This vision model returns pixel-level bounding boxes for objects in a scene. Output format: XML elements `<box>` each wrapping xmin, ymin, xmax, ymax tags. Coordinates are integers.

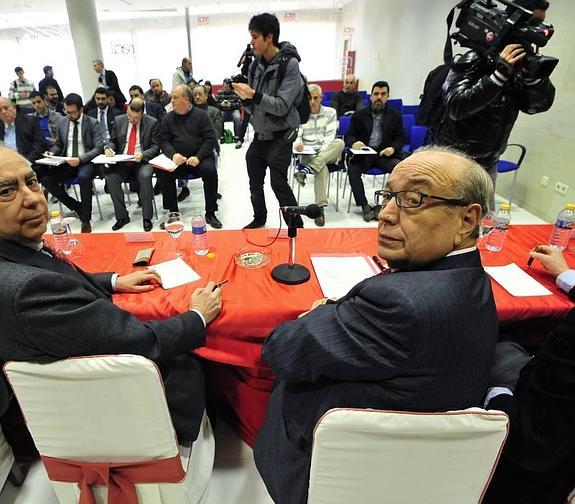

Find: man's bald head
<box><xmin>343</xmin><ymin>74</ymin><xmax>357</xmax><ymax>93</ymax></box>
<box><xmin>0</xmin><ymin>97</ymin><xmax>17</xmax><ymax>125</ymax></box>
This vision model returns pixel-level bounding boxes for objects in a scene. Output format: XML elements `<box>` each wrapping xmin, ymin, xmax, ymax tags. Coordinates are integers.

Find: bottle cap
<box><xmin>566</xmin><ymin>204</ymin><xmax>575</xmax><ymax>210</ymax></box>
<box><xmin>50</xmin><ymin>210</ymin><xmax>61</xmax><ymax>218</ymax></box>
<box><xmin>500</xmin><ymin>204</ymin><xmax>511</xmax><ymax>210</ymax></box>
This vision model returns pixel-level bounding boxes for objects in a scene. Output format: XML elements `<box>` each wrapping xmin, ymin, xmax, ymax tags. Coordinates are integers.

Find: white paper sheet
<box><xmin>36</xmin><ymin>156</ymin><xmax>72</xmax><ymax>166</ymax></box>
<box><xmin>92</xmin><ymin>154</ymin><xmax>135</xmax><ymax>164</ymax></box>
<box><xmin>311</xmin><ymin>254</ymin><xmax>379</xmax><ymax>299</ymax></box>
<box><xmin>293</xmin><ymin>146</ymin><xmax>316</xmax><ymax>155</ymax></box>
<box><xmin>484</xmin><ymin>263</ymin><xmax>552</xmax><ymax>297</ymax></box>
<box><xmin>148</xmin><ymin>258</ymin><xmax>201</xmax><ymax>289</ymax></box>
<box><xmin>150</xmin><ymin>153</ymin><xmax>177</xmax><ymax>172</ymax></box>
<box><xmin>350</xmin><ymin>146</ymin><xmax>377</xmax><ymax>155</ymax></box>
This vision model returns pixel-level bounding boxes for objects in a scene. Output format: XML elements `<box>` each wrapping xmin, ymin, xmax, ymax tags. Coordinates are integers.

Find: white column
<box><xmin>65</xmin><ymin>0</ymin><xmax>103</xmax><ymax>101</ymax></box>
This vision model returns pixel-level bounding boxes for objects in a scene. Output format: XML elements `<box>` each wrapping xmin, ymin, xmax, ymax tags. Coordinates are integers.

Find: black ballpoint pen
<box><xmin>212</xmin><ymin>280</ymin><xmax>229</xmax><ymax>292</ymax></box>
<box><xmin>372</xmin><ymin>255</ymin><xmax>386</xmax><ymax>272</ymax></box>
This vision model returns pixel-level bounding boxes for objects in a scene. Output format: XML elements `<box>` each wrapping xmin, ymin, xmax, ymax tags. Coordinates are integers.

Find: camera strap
<box><xmin>445</xmin><ymin>1</ymin><xmax>475</xmax><ymax>63</ymax></box>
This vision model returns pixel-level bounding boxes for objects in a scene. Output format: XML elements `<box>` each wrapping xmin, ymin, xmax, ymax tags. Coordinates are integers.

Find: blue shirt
<box><xmin>4</xmin><ymin>123</ymin><xmax>16</xmax><ymax>151</ymax></box>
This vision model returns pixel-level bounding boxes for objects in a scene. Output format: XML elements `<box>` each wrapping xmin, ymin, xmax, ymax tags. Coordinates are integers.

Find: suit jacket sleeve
<box><xmin>142</xmin><ymin>118</ymin><xmax>160</xmax><ymax>162</ymax></box>
<box><xmin>344</xmin><ymin>112</ymin><xmax>363</xmax><ymax>147</ymax></box>
<box><xmin>21</xmin><ymin>115</ymin><xmax>47</xmax><ymax>162</ymax></box>
<box><xmin>11</xmin><ymin>270</ymin><xmax>205</xmax><ymax>365</ymax></box>
<box><xmin>79</xmin><ymin>117</ymin><xmax>105</xmax><ymax>164</ymax></box>
<box><xmin>388</xmin><ymin>110</ymin><xmax>407</xmax><ymax>153</ymax></box>
<box><xmin>262</xmin><ymin>282</ymin><xmax>416</xmax><ymax>383</ymax></box>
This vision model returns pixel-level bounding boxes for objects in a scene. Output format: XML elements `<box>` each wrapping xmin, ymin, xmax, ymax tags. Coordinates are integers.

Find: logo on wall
<box><xmin>110</xmin><ymin>42</ymin><xmax>135</xmax><ymax>55</ymax></box>
<box><xmin>283</xmin><ymin>11</ymin><xmax>297</xmax><ymax>22</ymax></box>
<box><xmin>198</xmin><ymin>16</ymin><xmax>209</xmax><ymax>26</ymax></box>
<box><xmin>343</xmin><ymin>26</ymin><xmax>355</xmax><ymax>34</ymax></box>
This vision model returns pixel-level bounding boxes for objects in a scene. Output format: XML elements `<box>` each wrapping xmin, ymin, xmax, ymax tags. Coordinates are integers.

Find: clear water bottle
<box><xmin>485</xmin><ymin>203</ymin><xmax>511</xmax><ymax>252</ymax></box>
<box><xmin>549</xmin><ymin>204</ymin><xmax>575</xmax><ymax>251</ymax></box>
<box><xmin>191</xmin><ymin>213</ymin><xmax>209</xmax><ymax>256</ymax></box>
<box><xmin>49</xmin><ymin>210</ymin><xmax>71</xmax><ymax>255</ymax></box>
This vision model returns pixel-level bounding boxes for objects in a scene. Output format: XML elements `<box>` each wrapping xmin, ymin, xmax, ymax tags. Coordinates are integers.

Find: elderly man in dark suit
<box><xmin>0</xmin><ymin>97</ymin><xmax>46</xmax><ymax>164</ymax></box>
<box><xmin>92</xmin><ymin>59</ymin><xmax>126</xmax><ymax>108</ymax></box>
<box><xmin>254</xmin><ymin>146</ymin><xmax>498</xmax><ymax>504</ymax></box>
<box><xmin>0</xmin><ymin>146</ymin><xmax>222</xmax><ymax>445</ymax></box>
<box><xmin>104</xmin><ymin>98</ymin><xmax>160</xmax><ymax>231</ymax></box>
<box><xmin>40</xmin><ymin>93</ymin><xmax>104</xmax><ymax>233</ymax></box>
<box><xmin>344</xmin><ymin>81</ymin><xmax>406</xmax><ymax>222</ymax></box>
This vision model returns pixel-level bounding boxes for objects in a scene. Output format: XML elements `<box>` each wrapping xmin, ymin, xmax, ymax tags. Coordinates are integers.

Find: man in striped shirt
<box><xmin>293</xmin><ymin>84</ymin><xmax>344</xmax><ymax>226</ymax></box>
<box><xmin>8</xmin><ymin>67</ymin><xmax>36</xmax><ymax>114</ymax></box>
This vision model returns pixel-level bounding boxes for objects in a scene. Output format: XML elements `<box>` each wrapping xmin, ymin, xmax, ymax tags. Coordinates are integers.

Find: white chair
<box><xmin>4</xmin><ymin>355</ymin><xmax>215</xmax><ymax>504</ymax></box>
<box><xmin>0</xmin><ymin>426</ymin><xmax>15</xmax><ymax>492</ymax></box>
<box><xmin>308</xmin><ymin>407</ymin><xmax>509</xmax><ymax>504</ymax></box>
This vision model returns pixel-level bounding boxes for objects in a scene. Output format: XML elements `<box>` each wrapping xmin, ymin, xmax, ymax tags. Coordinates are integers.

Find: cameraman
<box><xmin>233</xmin><ymin>12</ymin><xmax>305</xmax><ymax>229</ymax></box>
<box><xmin>435</xmin><ymin>0</ymin><xmax>554</xmax><ymax>210</ymax></box>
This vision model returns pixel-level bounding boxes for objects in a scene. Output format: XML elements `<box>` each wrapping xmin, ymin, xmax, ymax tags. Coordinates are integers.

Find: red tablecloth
<box><xmin>68</xmin><ymin>225</ymin><xmax>575</xmax><ymax>446</ymax></box>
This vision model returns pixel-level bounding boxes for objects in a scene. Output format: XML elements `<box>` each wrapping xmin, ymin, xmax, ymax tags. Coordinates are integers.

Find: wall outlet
<box><xmin>540</xmin><ymin>176</ymin><xmax>549</xmax><ymax>188</ymax></box>
<box><xmin>555</xmin><ymin>182</ymin><xmax>569</xmax><ymax>195</ymax></box>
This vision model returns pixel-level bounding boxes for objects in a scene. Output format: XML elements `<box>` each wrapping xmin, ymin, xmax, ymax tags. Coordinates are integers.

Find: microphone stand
<box><xmin>271</xmin><ymin>213</ymin><xmax>311</xmax><ymax>285</ymax></box>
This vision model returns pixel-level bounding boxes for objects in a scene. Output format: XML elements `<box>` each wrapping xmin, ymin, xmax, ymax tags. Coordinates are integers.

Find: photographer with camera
<box><xmin>435</xmin><ymin>0</ymin><xmax>555</xmax><ymax>210</ymax></box>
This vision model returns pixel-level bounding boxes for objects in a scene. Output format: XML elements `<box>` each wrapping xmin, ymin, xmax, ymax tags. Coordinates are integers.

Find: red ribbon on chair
<box><xmin>41</xmin><ymin>454</ymin><xmax>185</xmax><ymax>504</ymax></box>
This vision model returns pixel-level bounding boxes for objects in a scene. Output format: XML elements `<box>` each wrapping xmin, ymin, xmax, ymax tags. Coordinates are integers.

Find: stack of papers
<box><xmin>311</xmin><ymin>254</ymin><xmax>379</xmax><ymax>299</ymax></box>
<box><xmin>150</xmin><ymin>154</ymin><xmax>177</xmax><ymax>172</ymax></box>
<box><xmin>293</xmin><ymin>146</ymin><xmax>316</xmax><ymax>155</ymax></box>
<box><xmin>36</xmin><ymin>156</ymin><xmax>72</xmax><ymax>166</ymax></box>
<box><xmin>148</xmin><ymin>258</ymin><xmax>201</xmax><ymax>289</ymax></box>
<box><xmin>92</xmin><ymin>154</ymin><xmax>135</xmax><ymax>164</ymax></box>
<box><xmin>484</xmin><ymin>263</ymin><xmax>552</xmax><ymax>297</ymax></box>
<box><xmin>350</xmin><ymin>146</ymin><xmax>377</xmax><ymax>155</ymax></box>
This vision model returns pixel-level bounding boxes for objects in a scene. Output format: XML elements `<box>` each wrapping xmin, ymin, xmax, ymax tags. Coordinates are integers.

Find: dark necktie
<box><xmin>72</xmin><ymin>121</ymin><xmax>79</xmax><ymax>158</ymax></box>
<box><xmin>99</xmin><ymin>110</ymin><xmax>107</xmax><ymax>139</ymax></box>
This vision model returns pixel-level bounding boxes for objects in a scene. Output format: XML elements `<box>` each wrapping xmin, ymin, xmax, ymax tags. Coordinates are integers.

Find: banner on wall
<box><xmin>346</xmin><ymin>51</ymin><xmax>356</xmax><ymax>76</ymax></box>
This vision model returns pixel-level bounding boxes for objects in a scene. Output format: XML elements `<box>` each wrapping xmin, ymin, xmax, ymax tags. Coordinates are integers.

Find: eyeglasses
<box><xmin>374</xmin><ymin>189</ymin><xmax>470</xmax><ymax>209</ymax></box>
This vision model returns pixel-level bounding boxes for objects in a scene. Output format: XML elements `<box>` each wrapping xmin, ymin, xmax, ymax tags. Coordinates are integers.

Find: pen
<box><xmin>212</xmin><ymin>280</ymin><xmax>229</xmax><ymax>292</ymax></box>
<box><xmin>372</xmin><ymin>255</ymin><xmax>386</xmax><ymax>272</ymax></box>
<box><xmin>527</xmin><ymin>245</ymin><xmax>540</xmax><ymax>268</ymax></box>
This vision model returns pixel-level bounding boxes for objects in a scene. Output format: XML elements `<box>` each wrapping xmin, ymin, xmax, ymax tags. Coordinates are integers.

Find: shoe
<box><xmin>153</xmin><ymin>183</ymin><xmax>161</xmax><ymax>196</ymax></box>
<box><xmin>177</xmin><ymin>187</ymin><xmax>190</xmax><ymax>202</ymax></box>
<box><xmin>235</xmin><ymin>140</ymin><xmax>243</xmax><ymax>149</ymax></box>
<box><xmin>220</xmin><ymin>137</ymin><xmax>225</xmax><ymax>144</ymax></box>
<box><xmin>50</xmin><ymin>195</ymin><xmax>59</xmax><ymax>204</ymax></box>
<box><xmin>372</xmin><ymin>205</ymin><xmax>382</xmax><ymax>219</ymax></box>
<box><xmin>294</xmin><ymin>171</ymin><xmax>306</xmax><ymax>187</ymax></box>
<box><xmin>362</xmin><ymin>205</ymin><xmax>375</xmax><ymax>222</ymax></box>
<box><xmin>159</xmin><ymin>222</ymin><xmax>165</xmax><ymax>230</ymax></box>
<box><xmin>217</xmin><ymin>193</ymin><xmax>222</xmax><ymax>200</ymax></box>
<box><xmin>143</xmin><ymin>219</ymin><xmax>153</xmax><ymax>232</ymax></box>
<box><xmin>205</xmin><ymin>213</ymin><xmax>222</xmax><ymax>229</ymax></box>
<box><xmin>112</xmin><ymin>217</ymin><xmax>130</xmax><ymax>231</ymax></box>
<box><xmin>243</xmin><ymin>219</ymin><xmax>266</xmax><ymax>229</ymax></box>
<box><xmin>81</xmin><ymin>221</ymin><xmax>92</xmax><ymax>233</ymax></box>
<box><xmin>314</xmin><ymin>215</ymin><xmax>325</xmax><ymax>227</ymax></box>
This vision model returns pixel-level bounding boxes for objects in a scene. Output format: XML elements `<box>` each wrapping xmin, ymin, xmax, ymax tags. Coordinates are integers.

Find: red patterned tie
<box><xmin>127</xmin><ymin>124</ymin><xmax>137</xmax><ymax>155</ymax></box>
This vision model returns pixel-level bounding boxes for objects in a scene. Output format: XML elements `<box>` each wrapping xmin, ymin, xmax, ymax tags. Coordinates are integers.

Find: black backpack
<box><xmin>250</xmin><ymin>55</ymin><xmax>311</xmax><ymax>125</ymax></box>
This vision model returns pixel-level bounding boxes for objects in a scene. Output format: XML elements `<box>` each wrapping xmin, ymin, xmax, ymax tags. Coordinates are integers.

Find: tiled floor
<box><xmin>0</xmin><ymin>137</ymin><xmax>547</xmax><ymax>503</ymax></box>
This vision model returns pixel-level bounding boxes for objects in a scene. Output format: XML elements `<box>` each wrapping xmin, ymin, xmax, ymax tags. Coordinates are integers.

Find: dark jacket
<box><xmin>435</xmin><ymin>50</ymin><xmax>555</xmax><ymax>160</ymax></box>
<box><xmin>87</xmin><ymin>106</ymin><xmax>122</xmax><ymax>142</ymax></box>
<box><xmin>38</xmin><ymin>77</ymin><xmax>64</xmax><ymax>101</ymax></box>
<box><xmin>344</xmin><ymin>105</ymin><xmax>406</xmax><ymax>156</ymax></box>
<box><xmin>108</xmin><ymin>114</ymin><xmax>160</xmax><ymax>163</ymax></box>
<box><xmin>0</xmin><ymin>113</ymin><xmax>46</xmax><ymax>162</ymax></box>
<box><xmin>98</xmin><ymin>69</ymin><xmax>127</xmax><ymax>107</ymax></box>
<box><xmin>144</xmin><ymin>101</ymin><xmax>165</xmax><ymax>121</ymax></box>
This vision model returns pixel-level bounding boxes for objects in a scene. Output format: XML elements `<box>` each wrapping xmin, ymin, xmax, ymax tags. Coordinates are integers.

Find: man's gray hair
<box><xmin>308</xmin><ymin>83</ymin><xmax>322</xmax><ymax>96</ymax></box>
<box><xmin>413</xmin><ymin>145</ymin><xmax>494</xmax><ymax>238</ymax></box>
<box><xmin>175</xmin><ymin>84</ymin><xmax>194</xmax><ymax>103</ymax></box>
<box><xmin>92</xmin><ymin>59</ymin><xmax>103</xmax><ymax>66</ymax></box>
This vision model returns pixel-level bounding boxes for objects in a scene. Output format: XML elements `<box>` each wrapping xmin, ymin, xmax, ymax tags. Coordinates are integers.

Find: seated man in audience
<box><xmin>216</xmin><ymin>79</ymin><xmax>242</xmax><ymax>143</ymax></box>
<box><xmin>330</xmin><ymin>74</ymin><xmax>364</xmax><ymax>117</ymax></box>
<box><xmin>293</xmin><ymin>84</ymin><xmax>344</xmax><ymax>227</ymax></box>
<box><xmin>144</xmin><ymin>78</ymin><xmax>171</xmax><ymax>108</ymax></box>
<box><xmin>41</xmin><ymin>93</ymin><xmax>104</xmax><ymax>233</ymax></box>
<box><xmin>484</xmin><ymin>245</ymin><xmax>575</xmax><ymax>503</ymax></box>
<box><xmin>0</xmin><ymin>147</ymin><xmax>222</xmax><ymax>446</ymax></box>
<box><xmin>0</xmin><ymin>97</ymin><xmax>46</xmax><ymax>164</ymax></box>
<box><xmin>87</xmin><ymin>87</ymin><xmax>121</xmax><ymax>145</ymax></box>
<box><xmin>158</xmin><ymin>85</ymin><xmax>221</xmax><ymax>228</ymax></box>
<box><xmin>104</xmin><ymin>98</ymin><xmax>159</xmax><ymax>232</ymax></box>
<box><xmin>129</xmin><ymin>84</ymin><xmax>165</xmax><ymax>121</ymax></box>
<box><xmin>254</xmin><ymin>146</ymin><xmax>498</xmax><ymax>504</ymax></box>
<box><xmin>192</xmin><ymin>84</ymin><xmax>222</xmax><ymax>153</ymax></box>
<box><xmin>29</xmin><ymin>90</ymin><xmax>62</xmax><ymax>146</ymax></box>
<box><xmin>344</xmin><ymin>81</ymin><xmax>406</xmax><ymax>222</ymax></box>
<box><xmin>45</xmin><ymin>85</ymin><xmax>65</xmax><ymax>116</ymax></box>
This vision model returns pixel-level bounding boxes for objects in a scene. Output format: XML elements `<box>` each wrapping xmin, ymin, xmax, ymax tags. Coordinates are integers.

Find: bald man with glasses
<box><xmin>254</xmin><ymin>145</ymin><xmax>499</xmax><ymax>504</ymax></box>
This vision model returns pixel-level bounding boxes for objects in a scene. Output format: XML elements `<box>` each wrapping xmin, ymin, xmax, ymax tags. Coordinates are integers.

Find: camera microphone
<box><xmin>280</xmin><ymin>204</ymin><xmax>323</xmax><ymax>219</ymax></box>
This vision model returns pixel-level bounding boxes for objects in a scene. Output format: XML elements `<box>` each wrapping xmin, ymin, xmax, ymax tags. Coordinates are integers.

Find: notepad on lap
<box><xmin>36</xmin><ymin>156</ymin><xmax>72</xmax><ymax>166</ymax></box>
<box><xmin>148</xmin><ymin>258</ymin><xmax>201</xmax><ymax>289</ymax></box>
<box><xmin>311</xmin><ymin>254</ymin><xmax>379</xmax><ymax>299</ymax></box>
<box><xmin>150</xmin><ymin>154</ymin><xmax>177</xmax><ymax>172</ymax></box>
<box><xmin>484</xmin><ymin>263</ymin><xmax>552</xmax><ymax>297</ymax></box>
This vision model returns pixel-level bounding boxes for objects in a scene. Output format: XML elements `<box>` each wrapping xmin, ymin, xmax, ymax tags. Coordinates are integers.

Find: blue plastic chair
<box><xmin>387</xmin><ymin>99</ymin><xmax>403</xmax><ymax>111</ymax></box>
<box><xmin>338</xmin><ymin>115</ymin><xmax>352</xmax><ymax>137</ymax></box>
<box><xmin>402</xmin><ymin>114</ymin><xmax>415</xmax><ymax>151</ymax></box>
<box><xmin>497</xmin><ymin>144</ymin><xmax>527</xmax><ymax>206</ymax></box>
<box><xmin>408</xmin><ymin>125</ymin><xmax>428</xmax><ymax>152</ymax></box>
<box><xmin>401</xmin><ymin>104</ymin><xmax>419</xmax><ymax>116</ymax></box>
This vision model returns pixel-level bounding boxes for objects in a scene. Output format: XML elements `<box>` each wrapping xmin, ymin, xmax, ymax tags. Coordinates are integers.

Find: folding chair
<box><xmin>496</xmin><ymin>144</ymin><xmax>527</xmax><ymax>206</ymax></box>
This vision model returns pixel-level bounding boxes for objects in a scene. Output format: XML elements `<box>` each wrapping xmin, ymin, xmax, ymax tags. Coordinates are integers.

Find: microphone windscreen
<box><xmin>306</xmin><ymin>204</ymin><xmax>323</xmax><ymax>219</ymax></box>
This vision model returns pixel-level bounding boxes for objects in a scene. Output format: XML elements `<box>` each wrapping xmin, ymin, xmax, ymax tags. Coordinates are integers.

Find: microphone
<box><xmin>280</xmin><ymin>204</ymin><xmax>322</xmax><ymax>219</ymax></box>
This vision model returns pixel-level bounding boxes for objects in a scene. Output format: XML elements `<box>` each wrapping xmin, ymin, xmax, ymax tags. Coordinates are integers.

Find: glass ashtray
<box><xmin>234</xmin><ymin>248</ymin><xmax>270</xmax><ymax>269</ymax></box>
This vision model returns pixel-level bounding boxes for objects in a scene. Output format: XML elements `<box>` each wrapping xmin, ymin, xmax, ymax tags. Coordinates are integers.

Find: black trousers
<box><xmin>156</xmin><ymin>155</ymin><xmax>218</xmax><ymax>214</ymax></box>
<box><xmin>105</xmin><ymin>163</ymin><xmax>154</xmax><ymax>221</ymax></box>
<box><xmin>348</xmin><ymin>154</ymin><xmax>400</xmax><ymax>207</ymax></box>
<box><xmin>246</xmin><ymin>136</ymin><xmax>302</xmax><ymax>226</ymax></box>
<box><xmin>38</xmin><ymin>162</ymin><xmax>95</xmax><ymax>223</ymax></box>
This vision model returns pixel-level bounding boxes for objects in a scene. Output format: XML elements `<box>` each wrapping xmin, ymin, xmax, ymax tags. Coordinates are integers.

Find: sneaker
<box><xmin>362</xmin><ymin>204</ymin><xmax>375</xmax><ymax>222</ymax></box>
<box><xmin>294</xmin><ymin>172</ymin><xmax>306</xmax><ymax>187</ymax></box>
<box><xmin>314</xmin><ymin>215</ymin><xmax>325</xmax><ymax>227</ymax></box>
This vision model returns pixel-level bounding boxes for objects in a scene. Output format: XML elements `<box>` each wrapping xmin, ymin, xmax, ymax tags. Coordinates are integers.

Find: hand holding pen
<box><xmin>527</xmin><ymin>245</ymin><xmax>570</xmax><ymax>276</ymax></box>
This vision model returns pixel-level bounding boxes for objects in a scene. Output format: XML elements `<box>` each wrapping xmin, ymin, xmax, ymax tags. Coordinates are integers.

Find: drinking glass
<box><xmin>164</xmin><ymin>212</ymin><xmax>184</xmax><ymax>258</ymax></box>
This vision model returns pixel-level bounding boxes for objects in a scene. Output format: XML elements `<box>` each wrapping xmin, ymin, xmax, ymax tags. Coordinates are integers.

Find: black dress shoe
<box><xmin>217</xmin><ymin>193</ymin><xmax>222</xmax><ymax>200</ymax></box>
<box><xmin>143</xmin><ymin>219</ymin><xmax>153</xmax><ymax>232</ymax></box>
<box><xmin>81</xmin><ymin>221</ymin><xmax>92</xmax><ymax>233</ymax></box>
<box><xmin>112</xmin><ymin>217</ymin><xmax>130</xmax><ymax>231</ymax></box>
<box><xmin>153</xmin><ymin>183</ymin><xmax>161</xmax><ymax>196</ymax></box>
<box><xmin>205</xmin><ymin>213</ymin><xmax>222</xmax><ymax>229</ymax></box>
<box><xmin>177</xmin><ymin>187</ymin><xmax>190</xmax><ymax>202</ymax></box>
<box><xmin>159</xmin><ymin>221</ymin><xmax>165</xmax><ymax>230</ymax></box>
<box><xmin>243</xmin><ymin>219</ymin><xmax>266</xmax><ymax>229</ymax></box>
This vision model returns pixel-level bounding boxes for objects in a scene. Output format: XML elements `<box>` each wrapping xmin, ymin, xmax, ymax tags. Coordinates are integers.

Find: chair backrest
<box><xmin>0</xmin><ymin>426</ymin><xmax>15</xmax><ymax>492</ymax></box>
<box><xmin>308</xmin><ymin>407</ymin><xmax>509</xmax><ymax>504</ymax></box>
<box><xmin>4</xmin><ymin>355</ymin><xmax>191</xmax><ymax>504</ymax></box>
<box><xmin>409</xmin><ymin>125</ymin><xmax>429</xmax><ymax>151</ymax></box>
<box><xmin>402</xmin><ymin>114</ymin><xmax>415</xmax><ymax>144</ymax></box>
<box><xmin>337</xmin><ymin>115</ymin><xmax>352</xmax><ymax>137</ymax></box>
<box><xmin>496</xmin><ymin>143</ymin><xmax>527</xmax><ymax>173</ymax></box>
<box><xmin>387</xmin><ymin>98</ymin><xmax>403</xmax><ymax>111</ymax></box>
<box><xmin>401</xmin><ymin>104</ymin><xmax>419</xmax><ymax>116</ymax></box>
